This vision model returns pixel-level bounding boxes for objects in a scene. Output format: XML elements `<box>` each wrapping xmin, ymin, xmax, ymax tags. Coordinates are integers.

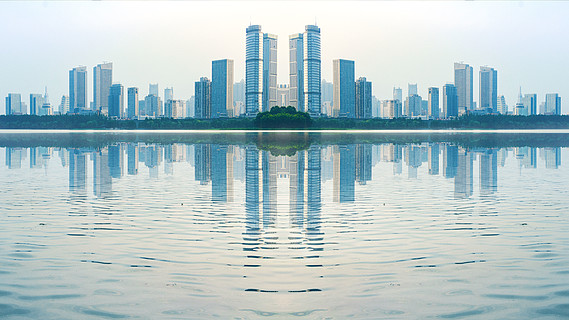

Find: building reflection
<box><xmin>69</xmin><ymin>148</ymin><xmax>87</xmax><ymax>193</ymax></box>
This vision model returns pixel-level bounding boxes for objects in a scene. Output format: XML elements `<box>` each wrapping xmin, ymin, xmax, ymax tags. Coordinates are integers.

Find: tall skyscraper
<box><xmin>355</xmin><ymin>77</ymin><xmax>372</xmax><ymax>119</ymax></box>
<box><xmin>245</xmin><ymin>25</ymin><xmax>263</xmax><ymax>117</ymax></box>
<box><xmin>408</xmin><ymin>83</ymin><xmax>418</xmax><ymax>96</ymax></box>
<box><xmin>393</xmin><ymin>87</ymin><xmax>403</xmax><ymax>103</ymax></box>
<box><xmin>333</xmin><ymin>59</ymin><xmax>355</xmax><ymax>118</ymax></box>
<box><xmin>443</xmin><ymin>83</ymin><xmax>458</xmax><ymax>118</ymax></box>
<box><xmin>290</xmin><ymin>25</ymin><xmax>321</xmax><ymax>116</ymax></box>
<box><xmin>149</xmin><ymin>84</ymin><xmax>159</xmax><ymax>97</ymax></box>
<box><xmin>544</xmin><ymin>93</ymin><xmax>561</xmax><ymax>115</ymax></box>
<box><xmin>498</xmin><ymin>95</ymin><xmax>508</xmax><ymax>114</ymax></box>
<box><xmin>479</xmin><ymin>66</ymin><xmax>497</xmax><ymax>111</ymax></box>
<box><xmin>30</xmin><ymin>93</ymin><xmax>43</xmax><ymax>116</ymax></box>
<box><xmin>93</xmin><ymin>62</ymin><xmax>113</xmax><ymax>115</ymax></box>
<box><xmin>127</xmin><ymin>87</ymin><xmax>139</xmax><ymax>119</ymax></box>
<box><xmin>164</xmin><ymin>87</ymin><xmax>173</xmax><ymax>102</ymax></box>
<box><xmin>428</xmin><ymin>87</ymin><xmax>439</xmax><ymax>119</ymax></box>
<box><xmin>277</xmin><ymin>84</ymin><xmax>290</xmax><ymax>107</ymax></box>
<box><xmin>69</xmin><ymin>66</ymin><xmax>87</xmax><ymax>112</ymax></box>
<box><xmin>5</xmin><ymin>93</ymin><xmax>22</xmax><ymax>115</ymax></box>
<box><xmin>195</xmin><ymin>77</ymin><xmax>211</xmax><ymax>119</ymax></box>
<box><xmin>212</xmin><ymin>59</ymin><xmax>234</xmax><ymax>118</ymax></box>
<box><xmin>59</xmin><ymin>95</ymin><xmax>70</xmax><ymax>114</ymax></box>
<box><xmin>523</xmin><ymin>93</ymin><xmax>537</xmax><ymax>116</ymax></box>
<box><xmin>263</xmin><ymin>34</ymin><xmax>278</xmax><ymax>111</ymax></box>
<box><xmin>454</xmin><ymin>62</ymin><xmax>473</xmax><ymax>114</ymax></box>
<box><xmin>321</xmin><ymin>79</ymin><xmax>333</xmax><ymax>106</ymax></box>
<box><xmin>108</xmin><ymin>84</ymin><xmax>124</xmax><ymax>118</ymax></box>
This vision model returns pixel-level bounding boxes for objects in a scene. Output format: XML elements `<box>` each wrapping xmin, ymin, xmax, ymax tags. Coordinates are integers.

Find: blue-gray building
<box><xmin>245</xmin><ymin>25</ymin><xmax>263</xmax><ymax>117</ymax></box>
<box><xmin>212</xmin><ymin>59</ymin><xmax>234</xmax><ymax>118</ymax></box>
<box><xmin>544</xmin><ymin>93</ymin><xmax>561</xmax><ymax>115</ymax></box>
<box><xmin>479</xmin><ymin>66</ymin><xmax>497</xmax><ymax>112</ymax></box>
<box><xmin>355</xmin><ymin>77</ymin><xmax>372</xmax><ymax>119</ymax></box>
<box><xmin>195</xmin><ymin>77</ymin><xmax>211</xmax><ymax>119</ymax></box>
<box><xmin>428</xmin><ymin>87</ymin><xmax>439</xmax><ymax>119</ymax></box>
<box><xmin>94</xmin><ymin>62</ymin><xmax>113</xmax><ymax>115</ymax></box>
<box><xmin>30</xmin><ymin>93</ymin><xmax>43</xmax><ymax>116</ymax></box>
<box><xmin>333</xmin><ymin>59</ymin><xmax>355</xmax><ymax>118</ymax></box>
<box><xmin>454</xmin><ymin>62</ymin><xmax>473</xmax><ymax>114</ymax></box>
<box><xmin>108</xmin><ymin>84</ymin><xmax>124</xmax><ymax>118</ymax></box>
<box><xmin>69</xmin><ymin>66</ymin><xmax>87</xmax><ymax>112</ymax></box>
<box><xmin>5</xmin><ymin>93</ymin><xmax>22</xmax><ymax>115</ymax></box>
<box><xmin>263</xmin><ymin>34</ymin><xmax>277</xmax><ymax>112</ymax></box>
<box><xmin>443</xmin><ymin>83</ymin><xmax>458</xmax><ymax>118</ymax></box>
<box><xmin>127</xmin><ymin>87</ymin><xmax>139</xmax><ymax>119</ymax></box>
<box><xmin>289</xmin><ymin>25</ymin><xmax>321</xmax><ymax>117</ymax></box>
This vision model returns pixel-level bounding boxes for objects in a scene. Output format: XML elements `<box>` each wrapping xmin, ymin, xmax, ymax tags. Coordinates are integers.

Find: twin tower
<box><xmin>245</xmin><ymin>24</ymin><xmax>321</xmax><ymax>117</ymax></box>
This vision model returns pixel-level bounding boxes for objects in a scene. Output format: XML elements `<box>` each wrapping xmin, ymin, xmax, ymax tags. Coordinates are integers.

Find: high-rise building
<box><xmin>144</xmin><ymin>94</ymin><xmax>161</xmax><ymax>118</ymax></box>
<box><xmin>187</xmin><ymin>96</ymin><xmax>195</xmax><ymax>118</ymax></box>
<box><xmin>93</xmin><ymin>62</ymin><xmax>113</xmax><ymax>115</ymax></box>
<box><xmin>523</xmin><ymin>93</ymin><xmax>537</xmax><ymax>116</ymax></box>
<box><xmin>428</xmin><ymin>87</ymin><xmax>439</xmax><ymax>119</ymax></box>
<box><xmin>404</xmin><ymin>94</ymin><xmax>422</xmax><ymax>117</ymax></box>
<box><xmin>233</xmin><ymin>79</ymin><xmax>245</xmax><ymax>109</ymax></box>
<box><xmin>39</xmin><ymin>88</ymin><xmax>51</xmax><ymax>116</ymax></box>
<box><xmin>277</xmin><ymin>84</ymin><xmax>290</xmax><ymax>107</ymax></box>
<box><xmin>497</xmin><ymin>95</ymin><xmax>508</xmax><ymax>114</ymax></box>
<box><xmin>321</xmin><ymin>79</ymin><xmax>333</xmax><ymax>106</ymax></box>
<box><xmin>212</xmin><ymin>59</ymin><xmax>234</xmax><ymax>118</ymax></box>
<box><xmin>195</xmin><ymin>77</ymin><xmax>211</xmax><ymax>119</ymax></box>
<box><xmin>333</xmin><ymin>59</ymin><xmax>355</xmax><ymax>118</ymax></box>
<box><xmin>164</xmin><ymin>87</ymin><xmax>173</xmax><ymax>102</ymax></box>
<box><xmin>290</xmin><ymin>25</ymin><xmax>321</xmax><ymax>117</ymax></box>
<box><xmin>355</xmin><ymin>77</ymin><xmax>372</xmax><ymax>119</ymax></box>
<box><xmin>127</xmin><ymin>87</ymin><xmax>139</xmax><ymax>119</ymax></box>
<box><xmin>69</xmin><ymin>66</ymin><xmax>87</xmax><ymax>112</ymax></box>
<box><xmin>408</xmin><ymin>83</ymin><xmax>418</xmax><ymax>96</ymax></box>
<box><xmin>382</xmin><ymin>100</ymin><xmax>402</xmax><ymax>119</ymax></box>
<box><xmin>30</xmin><ymin>93</ymin><xmax>44</xmax><ymax>116</ymax></box>
<box><xmin>454</xmin><ymin>62</ymin><xmax>473</xmax><ymax>114</ymax></box>
<box><xmin>108</xmin><ymin>84</ymin><xmax>124</xmax><ymax>118</ymax></box>
<box><xmin>393</xmin><ymin>87</ymin><xmax>403</xmax><ymax>103</ymax></box>
<box><xmin>263</xmin><ymin>34</ymin><xmax>278</xmax><ymax>111</ymax></box>
<box><xmin>479</xmin><ymin>66</ymin><xmax>497</xmax><ymax>111</ymax></box>
<box><xmin>165</xmin><ymin>100</ymin><xmax>185</xmax><ymax>119</ymax></box>
<box><xmin>443</xmin><ymin>83</ymin><xmax>458</xmax><ymax>118</ymax></box>
<box><xmin>245</xmin><ymin>25</ymin><xmax>263</xmax><ymax>117</ymax></box>
<box><xmin>149</xmin><ymin>84</ymin><xmax>159</xmax><ymax>97</ymax></box>
<box><xmin>59</xmin><ymin>95</ymin><xmax>70</xmax><ymax>114</ymax></box>
<box><xmin>544</xmin><ymin>93</ymin><xmax>561</xmax><ymax>115</ymax></box>
<box><xmin>5</xmin><ymin>93</ymin><xmax>22</xmax><ymax>115</ymax></box>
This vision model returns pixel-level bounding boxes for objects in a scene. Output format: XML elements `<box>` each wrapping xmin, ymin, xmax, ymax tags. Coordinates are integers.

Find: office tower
<box><xmin>69</xmin><ymin>66</ymin><xmax>87</xmax><ymax>112</ymax></box>
<box><xmin>127</xmin><ymin>87</ymin><xmax>139</xmax><ymax>119</ymax></box>
<box><xmin>333</xmin><ymin>59</ymin><xmax>355</xmax><ymax>118</ymax></box>
<box><xmin>263</xmin><ymin>34</ymin><xmax>278</xmax><ymax>111</ymax></box>
<box><xmin>479</xmin><ymin>66</ymin><xmax>497</xmax><ymax>111</ymax></box>
<box><xmin>355</xmin><ymin>77</ymin><xmax>372</xmax><ymax>119</ymax></box>
<box><xmin>29</xmin><ymin>94</ymin><xmax>43</xmax><ymax>115</ymax></box>
<box><xmin>212</xmin><ymin>59</ymin><xmax>235</xmax><ymax>118</ymax></box>
<box><xmin>93</xmin><ymin>62</ymin><xmax>113</xmax><ymax>115</ymax></box>
<box><xmin>187</xmin><ymin>96</ymin><xmax>195</xmax><ymax>118</ymax></box>
<box><xmin>195</xmin><ymin>77</ymin><xmax>211</xmax><ymax>119</ymax></box>
<box><xmin>393</xmin><ymin>87</ymin><xmax>403</xmax><ymax>103</ymax></box>
<box><xmin>372</xmin><ymin>96</ymin><xmax>381</xmax><ymax>118</ymax></box>
<box><xmin>497</xmin><ymin>95</ymin><xmax>508</xmax><ymax>114</ymax></box>
<box><xmin>404</xmin><ymin>94</ymin><xmax>422</xmax><ymax>117</ymax></box>
<box><xmin>165</xmin><ymin>100</ymin><xmax>184</xmax><ymax>118</ymax></box>
<box><xmin>523</xmin><ymin>93</ymin><xmax>537</xmax><ymax>116</ymax></box>
<box><xmin>290</xmin><ymin>25</ymin><xmax>322</xmax><ymax>116</ymax></box>
<box><xmin>454</xmin><ymin>62</ymin><xmax>473</xmax><ymax>114</ymax></box>
<box><xmin>5</xmin><ymin>93</ymin><xmax>22</xmax><ymax>115</ymax></box>
<box><xmin>59</xmin><ymin>95</ymin><xmax>70</xmax><ymax>114</ymax></box>
<box><xmin>443</xmin><ymin>83</ymin><xmax>458</xmax><ymax>118</ymax></box>
<box><xmin>277</xmin><ymin>84</ymin><xmax>290</xmax><ymax>107</ymax></box>
<box><xmin>421</xmin><ymin>100</ymin><xmax>428</xmax><ymax>116</ymax></box>
<box><xmin>108</xmin><ymin>84</ymin><xmax>124</xmax><ymax>118</ymax></box>
<box><xmin>382</xmin><ymin>100</ymin><xmax>401</xmax><ymax>119</ymax></box>
<box><xmin>245</xmin><ymin>25</ymin><xmax>263</xmax><ymax>116</ymax></box>
<box><xmin>408</xmin><ymin>83</ymin><xmax>418</xmax><ymax>96</ymax></box>
<box><xmin>144</xmin><ymin>94</ymin><xmax>161</xmax><ymax>118</ymax></box>
<box><xmin>428</xmin><ymin>87</ymin><xmax>439</xmax><ymax>119</ymax></box>
<box><xmin>321</xmin><ymin>79</ymin><xmax>333</xmax><ymax>106</ymax></box>
<box><xmin>149</xmin><ymin>83</ymin><xmax>159</xmax><ymax>97</ymax></box>
<box><xmin>233</xmin><ymin>79</ymin><xmax>245</xmax><ymax>110</ymax></box>
<box><xmin>544</xmin><ymin>93</ymin><xmax>561</xmax><ymax>115</ymax></box>
<box><xmin>164</xmin><ymin>87</ymin><xmax>173</xmax><ymax>102</ymax></box>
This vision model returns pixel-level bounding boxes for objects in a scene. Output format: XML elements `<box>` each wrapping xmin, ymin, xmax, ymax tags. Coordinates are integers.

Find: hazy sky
<box><xmin>1</xmin><ymin>1</ymin><xmax>569</xmax><ymax>114</ymax></box>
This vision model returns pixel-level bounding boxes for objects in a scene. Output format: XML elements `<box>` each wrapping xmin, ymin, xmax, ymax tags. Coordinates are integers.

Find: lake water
<box><xmin>1</xmin><ymin>131</ymin><xmax>569</xmax><ymax>319</ymax></box>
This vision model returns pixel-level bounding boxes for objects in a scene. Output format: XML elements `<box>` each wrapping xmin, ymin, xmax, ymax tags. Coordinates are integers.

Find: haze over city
<box><xmin>1</xmin><ymin>1</ymin><xmax>568</xmax><ymax>114</ymax></box>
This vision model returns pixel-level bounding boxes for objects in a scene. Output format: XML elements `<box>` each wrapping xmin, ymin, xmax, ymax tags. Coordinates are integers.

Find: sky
<box><xmin>1</xmin><ymin>1</ymin><xmax>569</xmax><ymax>114</ymax></box>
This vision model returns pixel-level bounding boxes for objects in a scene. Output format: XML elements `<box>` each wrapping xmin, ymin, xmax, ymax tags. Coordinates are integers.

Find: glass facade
<box><xmin>212</xmin><ymin>59</ymin><xmax>234</xmax><ymax>118</ymax></box>
<box><xmin>246</xmin><ymin>25</ymin><xmax>263</xmax><ymax>117</ymax></box>
<box><xmin>303</xmin><ymin>25</ymin><xmax>321</xmax><ymax>117</ymax></box>
<box><xmin>333</xmin><ymin>59</ymin><xmax>355</xmax><ymax>118</ymax></box>
<box><xmin>263</xmin><ymin>34</ymin><xmax>277</xmax><ymax>112</ymax></box>
<box><xmin>289</xmin><ymin>33</ymin><xmax>303</xmax><ymax>111</ymax></box>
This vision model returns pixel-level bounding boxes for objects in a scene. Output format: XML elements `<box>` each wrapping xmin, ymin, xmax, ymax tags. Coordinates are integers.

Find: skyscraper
<box><xmin>59</xmin><ymin>95</ymin><xmax>70</xmax><ymax>114</ymax></box>
<box><xmin>393</xmin><ymin>87</ymin><xmax>403</xmax><ymax>104</ymax></box>
<box><xmin>355</xmin><ymin>77</ymin><xmax>372</xmax><ymax>119</ymax></box>
<box><xmin>164</xmin><ymin>87</ymin><xmax>173</xmax><ymax>102</ymax></box>
<box><xmin>263</xmin><ymin>34</ymin><xmax>278</xmax><ymax>111</ymax></box>
<box><xmin>408</xmin><ymin>83</ymin><xmax>418</xmax><ymax>96</ymax></box>
<box><xmin>289</xmin><ymin>32</ymin><xmax>303</xmax><ymax>111</ymax></box>
<box><xmin>127</xmin><ymin>87</ymin><xmax>139</xmax><ymax>119</ymax></box>
<box><xmin>108</xmin><ymin>84</ymin><xmax>124</xmax><ymax>118</ymax></box>
<box><xmin>443</xmin><ymin>83</ymin><xmax>458</xmax><ymax>118</ymax></box>
<box><xmin>290</xmin><ymin>25</ymin><xmax>321</xmax><ymax>116</ymax></box>
<box><xmin>30</xmin><ymin>93</ymin><xmax>43</xmax><ymax>116</ymax></box>
<box><xmin>544</xmin><ymin>93</ymin><xmax>561</xmax><ymax>115</ymax></box>
<box><xmin>245</xmin><ymin>25</ymin><xmax>263</xmax><ymax>117</ymax></box>
<box><xmin>69</xmin><ymin>66</ymin><xmax>87</xmax><ymax>112</ymax></box>
<box><xmin>479</xmin><ymin>66</ymin><xmax>497</xmax><ymax>111</ymax></box>
<box><xmin>277</xmin><ymin>84</ymin><xmax>290</xmax><ymax>107</ymax></box>
<box><xmin>428</xmin><ymin>87</ymin><xmax>439</xmax><ymax>119</ymax></box>
<box><xmin>404</xmin><ymin>94</ymin><xmax>422</xmax><ymax>117</ymax></box>
<box><xmin>144</xmin><ymin>94</ymin><xmax>161</xmax><ymax>118</ymax></box>
<box><xmin>321</xmin><ymin>79</ymin><xmax>333</xmax><ymax>106</ymax></box>
<box><xmin>93</xmin><ymin>62</ymin><xmax>113</xmax><ymax>115</ymax></box>
<box><xmin>149</xmin><ymin>84</ymin><xmax>159</xmax><ymax>97</ymax></box>
<box><xmin>195</xmin><ymin>77</ymin><xmax>211</xmax><ymax>119</ymax></box>
<box><xmin>5</xmin><ymin>93</ymin><xmax>22</xmax><ymax>115</ymax></box>
<box><xmin>523</xmin><ymin>93</ymin><xmax>537</xmax><ymax>116</ymax></box>
<box><xmin>165</xmin><ymin>100</ymin><xmax>184</xmax><ymax>118</ymax></box>
<box><xmin>382</xmin><ymin>100</ymin><xmax>401</xmax><ymax>119</ymax></box>
<box><xmin>233</xmin><ymin>79</ymin><xmax>245</xmax><ymax>108</ymax></box>
<box><xmin>212</xmin><ymin>59</ymin><xmax>234</xmax><ymax>118</ymax></box>
<box><xmin>497</xmin><ymin>95</ymin><xmax>508</xmax><ymax>114</ymax></box>
<box><xmin>454</xmin><ymin>62</ymin><xmax>473</xmax><ymax>114</ymax></box>
<box><xmin>333</xmin><ymin>59</ymin><xmax>355</xmax><ymax>118</ymax></box>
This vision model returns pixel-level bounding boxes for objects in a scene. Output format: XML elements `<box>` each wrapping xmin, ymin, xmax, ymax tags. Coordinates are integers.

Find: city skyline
<box><xmin>1</xmin><ymin>1</ymin><xmax>569</xmax><ymax>115</ymax></box>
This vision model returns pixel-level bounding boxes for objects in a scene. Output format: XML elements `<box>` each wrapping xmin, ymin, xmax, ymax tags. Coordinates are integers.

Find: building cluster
<box><xmin>3</xmin><ymin>25</ymin><xmax>564</xmax><ymax>118</ymax></box>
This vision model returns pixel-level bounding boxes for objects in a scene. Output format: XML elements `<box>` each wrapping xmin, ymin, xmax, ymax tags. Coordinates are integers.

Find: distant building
<box><xmin>39</xmin><ymin>88</ymin><xmax>52</xmax><ymax>116</ymax></box>
<box><xmin>144</xmin><ymin>94</ymin><xmax>161</xmax><ymax>118</ymax></box>
<box><xmin>245</xmin><ymin>25</ymin><xmax>264</xmax><ymax>116</ymax></box>
<box><xmin>382</xmin><ymin>100</ymin><xmax>401</xmax><ymax>119</ymax></box>
<box><xmin>443</xmin><ymin>83</ymin><xmax>458</xmax><ymax>118</ymax></box>
<box><xmin>333</xmin><ymin>59</ymin><xmax>355</xmax><ymax>118</ymax></box>
<box><xmin>195</xmin><ymin>77</ymin><xmax>211</xmax><ymax>119</ymax></box>
<box><xmin>404</xmin><ymin>94</ymin><xmax>422</xmax><ymax>117</ymax></box>
<box><xmin>164</xmin><ymin>87</ymin><xmax>173</xmax><ymax>102</ymax></box>
<box><xmin>30</xmin><ymin>93</ymin><xmax>44</xmax><ymax>116</ymax></box>
<box><xmin>263</xmin><ymin>33</ymin><xmax>278</xmax><ymax>111</ymax></box>
<box><xmin>544</xmin><ymin>93</ymin><xmax>561</xmax><ymax>115</ymax></box>
<box><xmin>479</xmin><ymin>66</ymin><xmax>497</xmax><ymax>112</ymax></box>
<box><xmin>321</xmin><ymin>79</ymin><xmax>333</xmax><ymax>107</ymax></box>
<box><xmin>355</xmin><ymin>77</ymin><xmax>372</xmax><ymax>119</ymax></box>
<box><xmin>108</xmin><ymin>84</ymin><xmax>124</xmax><ymax>118</ymax></box>
<box><xmin>165</xmin><ymin>100</ymin><xmax>185</xmax><ymax>119</ymax></box>
<box><xmin>408</xmin><ymin>83</ymin><xmax>418</xmax><ymax>96</ymax></box>
<box><xmin>149</xmin><ymin>84</ymin><xmax>159</xmax><ymax>97</ymax></box>
<box><xmin>393</xmin><ymin>87</ymin><xmax>403</xmax><ymax>104</ymax></box>
<box><xmin>59</xmin><ymin>95</ymin><xmax>70</xmax><ymax>114</ymax></box>
<box><xmin>69</xmin><ymin>66</ymin><xmax>87</xmax><ymax>112</ymax></box>
<box><xmin>93</xmin><ymin>62</ymin><xmax>113</xmax><ymax>115</ymax></box>
<box><xmin>212</xmin><ymin>59</ymin><xmax>234</xmax><ymax>118</ymax></box>
<box><xmin>523</xmin><ymin>93</ymin><xmax>537</xmax><ymax>116</ymax></box>
<box><xmin>289</xmin><ymin>25</ymin><xmax>321</xmax><ymax>117</ymax></box>
<box><xmin>187</xmin><ymin>96</ymin><xmax>195</xmax><ymax>118</ymax></box>
<box><xmin>428</xmin><ymin>87</ymin><xmax>439</xmax><ymax>119</ymax></box>
<box><xmin>454</xmin><ymin>62</ymin><xmax>473</xmax><ymax>114</ymax></box>
<box><xmin>497</xmin><ymin>95</ymin><xmax>508</xmax><ymax>114</ymax></box>
<box><xmin>233</xmin><ymin>79</ymin><xmax>245</xmax><ymax>107</ymax></box>
<box><xmin>277</xmin><ymin>84</ymin><xmax>290</xmax><ymax>107</ymax></box>
<box><xmin>5</xmin><ymin>93</ymin><xmax>22</xmax><ymax>115</ymax></box>
<box><xmin>127</xmin><ymin>87</ymin><xmax>139</xmax><ymax>119</ymax></box>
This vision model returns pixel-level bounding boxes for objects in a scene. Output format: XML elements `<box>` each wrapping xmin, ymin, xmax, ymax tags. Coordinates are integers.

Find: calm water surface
<box><xmin>1</xmin><ymin>131</ymin><xmax>569</xmax><ymax>319</ymax></box>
